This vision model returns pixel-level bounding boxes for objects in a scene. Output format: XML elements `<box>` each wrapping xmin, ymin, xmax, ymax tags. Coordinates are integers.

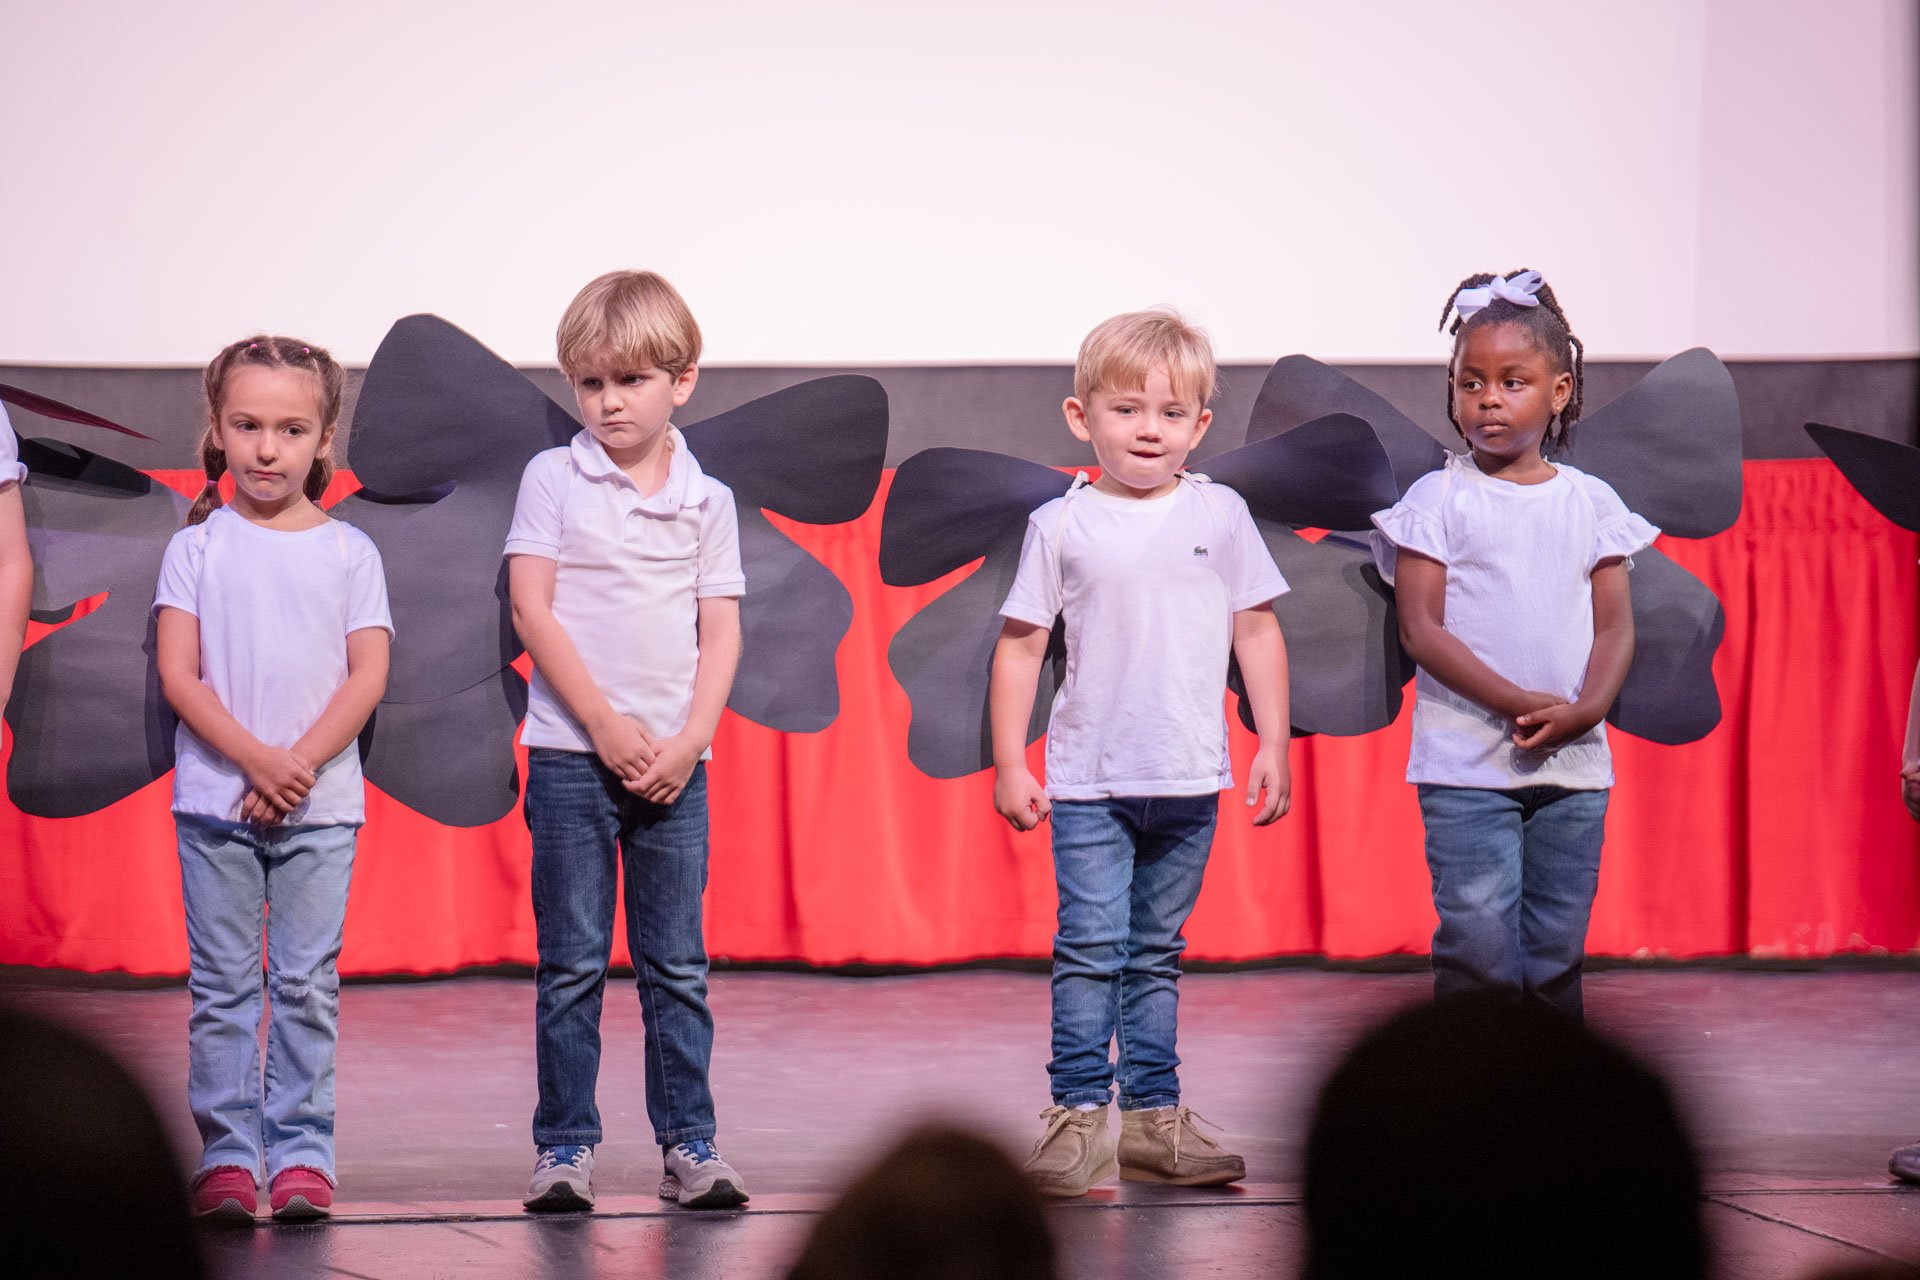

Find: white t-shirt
<box><xmin>0</xmin><ymin>402</ymin><xmax>24</xmax><ymax>488</ymax></box>
<box><xmin>1001</xmin><ymin>475</ymin><xmax>1289</xmax><ymax>801</ymax></box>
<box><xmin>504</xmin><ymin>427</ymin><xmax>745</xmax><ymax>754</ymax></box>
<box><xmin>1369</xmin><ymin>452</ymin><xmax>1658</xmax><ymax>790</ymax></box>
<box><xmin>153</xmin><ymin>508</ymin><xmax>394</xmax><ymax>825</ymax></box>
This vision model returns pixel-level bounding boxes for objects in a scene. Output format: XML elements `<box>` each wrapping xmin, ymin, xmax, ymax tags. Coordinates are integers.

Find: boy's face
<box><xmin>569</xmin><ymin>362</ymin><xmax>699</xmax><ymax>464</ymax></box>
<box><xmin>1063</xmin><ymin>367</ymin><xmax>1212</xmax><ymax>500</ymax></box>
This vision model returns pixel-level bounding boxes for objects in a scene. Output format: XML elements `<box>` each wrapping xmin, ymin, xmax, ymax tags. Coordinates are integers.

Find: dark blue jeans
<box><xmin>1417</xmin><ymin>783</ymin><xmax>1609</xmax><ymax>1020</ymax></box>
<box><xmin>1048</xmin><ymin>794</ymin><xmax>1218</xmax><ymax>1110</ymax></box>
<box><xmin>526</xmin><ymin>750</ymin><xmax>716</xmax><ymax>1147</ymax></box>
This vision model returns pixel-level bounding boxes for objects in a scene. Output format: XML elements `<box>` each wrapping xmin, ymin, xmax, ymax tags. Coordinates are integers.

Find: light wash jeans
<box><xmin>526</xmin><ymin>750</ymin><xmax>717</xmax><ymax>1148</ymax></box>
<box><xmin>1416</xmin><ymin>784</ymin><xmax>1609</xmax><ymax>1020</ymax></box>
<box><xmin>1047</xmin><ymin>793</ymin><xmax>1218</xmax><ymax>1111</ymax></box>
<box><xmin>177</xmin><ymin>813</ymin><xmax>356</xmax><ymax>1182</ymax></box>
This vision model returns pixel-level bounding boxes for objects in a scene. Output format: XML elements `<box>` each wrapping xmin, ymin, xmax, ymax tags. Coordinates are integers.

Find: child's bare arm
<box><xmin>0</xmin><ymin>487</ymin><xmax>27</xmax><ymax>704</ymax></box>
<box><xmin>156</xmin><ymin>606</ymin><xmax>315</xmax><ymax>814</ymax></box>
<box><xmin>290</xmin><ymin>628</ymin><xmax>391</xmax><ymax>778</ymax></box>
<box><xmin>632</xmin><ymin>596</ymin><xmax>741</xmax><ymax>804</ymax></box>
<box><xmin>990</xmin><ymin>619</ymin><xmax>1053</xmax><ymax>831</ymax></box>
<box><xmin>1514</xmin><ymin>558</ymin><xmax>1635</xmax><ymax>751</ymax></box>
<box><xmin>1232</xmin><ymin>606</ymin><xmax>1291</xmax><ymax>825</ymax></box>
<box><xmin>1395</xmin><ymin>550</ymin><xmax>1562</xmax><ymax>720</ymax></box>
<box><xmin>508</xmin><ymin>554</ymin><xmax>655</xmax><ymax>780</ymax></box>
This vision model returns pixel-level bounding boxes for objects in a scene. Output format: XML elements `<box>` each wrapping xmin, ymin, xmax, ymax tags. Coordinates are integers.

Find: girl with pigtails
<box><xmin>1370</xmin><ymin>271</ymin><xmax>1656</xmax><ymax>1021</ymax></box>
<box><xmin>153</xmin><ymin>337</ymin><xmax>392</xmax><ymax>1221</ymax></box>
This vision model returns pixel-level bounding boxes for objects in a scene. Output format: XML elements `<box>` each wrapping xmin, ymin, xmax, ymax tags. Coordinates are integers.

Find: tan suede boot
<box><xmin>1023</xmin><ymin>1104</ymin><xmax>1117</xmax><ymax>1197</ymax></box>
<box><xmin>1118</xmin><ymin>1106</ymin><xmax>1246</xmax><ymax>1186</ymax></box>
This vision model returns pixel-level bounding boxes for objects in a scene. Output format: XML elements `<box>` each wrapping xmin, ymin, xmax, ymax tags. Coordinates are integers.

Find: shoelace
<box><xmin>1030</xmin><ymin>1105</ymin><xmax>1097</xmax><ymax>1158</ymax></box>
<box><xmin>1150</xmin><ymin>1106</ymin><xmax>1224</xmax><ymax>1168</ymax></box>
<box><xmin>535</xmin><ymin>1146</ymin><xmax>589</xmax><ymax>1173</ymax></box>
<box><xmin>674</xmin><ymin>1140</ymin><xmax>720</xmax><ymax>1165</ymax></box>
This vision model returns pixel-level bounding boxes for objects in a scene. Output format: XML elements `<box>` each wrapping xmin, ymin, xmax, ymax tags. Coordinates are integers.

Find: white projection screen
<box><xmin>0</xmin><ymin>0</ymin><xmax>1913</xmax><ymax>366</ymax></box>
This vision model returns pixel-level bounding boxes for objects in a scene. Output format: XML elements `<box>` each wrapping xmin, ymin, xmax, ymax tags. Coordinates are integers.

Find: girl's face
<box><xmin>1449</xmin><ymin>322</ymin><xmax>1573</xmax><ymax>473</ymax></box>
<box><xmin>211</xmin><ymin>365</ymin><xmax>333</xmax><ymax>517</ymax></box>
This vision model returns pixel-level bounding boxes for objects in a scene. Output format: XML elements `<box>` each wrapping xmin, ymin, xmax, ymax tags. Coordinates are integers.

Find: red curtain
<box><xmin>3</xmin><ymin>460</ymin><xmax>1916</xmax><ymax>975</ymax></box>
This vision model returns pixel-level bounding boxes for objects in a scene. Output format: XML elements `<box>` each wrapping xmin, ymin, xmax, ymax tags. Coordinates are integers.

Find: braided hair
<box><xmin>1437</xmin><ymin>269</ymin><xmax>1586</xmax><ymax>453</ymax></box>
<box><xmin>188</xmin><ymin>336</ymin><xmax>344</xmax><ymax>525</ymax></box>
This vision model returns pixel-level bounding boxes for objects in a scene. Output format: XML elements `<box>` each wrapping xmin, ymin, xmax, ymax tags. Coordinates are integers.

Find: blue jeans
<box><xmin>176</xmin><ymin>814</ymin><xmax>356</xmax><ymax>1181</ymax></box>
<box><xmin>1048</xmin><ymin>794</ymin><xmax>1218</xmax><ymax>1110</ymax></box>
<box><xmin>526</xmin><ymin>749</ymin><xmax>716</xmax><ymax>1148</ymax></box>
<box><xmin>1417</xmin><ymin>784</ymin><xmax>1609</xmax><ymax>1020</ymax></box>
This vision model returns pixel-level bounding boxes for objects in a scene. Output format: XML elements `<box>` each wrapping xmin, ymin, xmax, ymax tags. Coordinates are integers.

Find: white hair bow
<box><xmin>1454</xmin><ymin>270</ymin><xmax>1544</xmax><ymax>321</ymax></box>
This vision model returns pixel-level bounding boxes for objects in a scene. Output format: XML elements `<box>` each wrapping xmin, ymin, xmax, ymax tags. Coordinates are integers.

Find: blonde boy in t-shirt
<box><xmin>990</xmin><ymin>308</ymin><xmax>1293</xmax><ymax>1198</ymax></box>
<box><xmin>505</xmin><ymin>270</ymin><xmax>748</xmax><ymax>1212</ymax></box>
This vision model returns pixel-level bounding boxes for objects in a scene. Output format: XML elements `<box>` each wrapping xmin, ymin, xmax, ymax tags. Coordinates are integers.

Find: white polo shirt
<box><xmin>0</xmin><ymin>403</ymin><xmax>23</xmax><ymax>488</ymax></box>
<box><xmin>505</xmin><ymin>427</ymin><xmax>745</xmax><ymax>754</ymax></box>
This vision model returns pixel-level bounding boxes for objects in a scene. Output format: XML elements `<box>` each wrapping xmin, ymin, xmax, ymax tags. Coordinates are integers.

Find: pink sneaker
<box><xmin>191</xmin><ymin>1166</ymin><xmax>258</xmax><ymax>1222</ymax></box>
<box><xmin>269</xmin><ymin>1166</ymin><xmax>334</xmax><ymax>1221</ymax></box>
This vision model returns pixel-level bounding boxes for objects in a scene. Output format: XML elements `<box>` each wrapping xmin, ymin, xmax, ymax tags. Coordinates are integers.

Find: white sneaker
<box><xmin>524</xmin><ymin>1143</ymin><xmax>595</xmax><ymax>1211</ymax></box>
<box><xmin>660</xmin><ymin>1139</ymin><xmax>749</xmax><ymax>1209</ymax></box>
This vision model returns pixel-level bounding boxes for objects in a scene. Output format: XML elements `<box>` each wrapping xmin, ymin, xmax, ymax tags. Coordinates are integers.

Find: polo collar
<box><xmin>569</xmin><ymin>426</ymin><xmax>708</xmax><ymax>510</ymax></box>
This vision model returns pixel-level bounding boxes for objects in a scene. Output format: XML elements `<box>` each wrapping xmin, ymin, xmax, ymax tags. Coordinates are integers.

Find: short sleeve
<box><xmin>0</xmin><ymin>404</ymin><xmax>24</xmax><ymax>490</ymax></box>
<box><xmin>504</xmin><ymin>450</ymin><xmax>568</xmax><ymax>559</ymax></box>
<box><xmin>1213</xmin><ymin>489</ymin><xmax>1289</xmax><ymax>611</ymax></box>
<box><xmin>1573</xmin><ymin>472</ymin><xmax>1660</xmax><ymax>569</ymax></box>
<box><xmin>344</xmin><ymin>534</ymin><xmax>395</xmax><ymax>638</ymax></box>
<box><xmin>152</xmin><ymin>526</ymin><xmax>204</xmax><ymax>618</ymax></box>
<box><xmin>1000</xmin><ymin>511</ymin><xmax>1062</xmax><ymax>627</ymax></box>
<box><xmin>695</xmin><ymin>480</ymin><xmax>746</xmax><ymax>599</ymax></box>
<box><xmin>1368</xmin><ymin>468</ymin><xmax>1450</xmax><ymax>585</ymax></box>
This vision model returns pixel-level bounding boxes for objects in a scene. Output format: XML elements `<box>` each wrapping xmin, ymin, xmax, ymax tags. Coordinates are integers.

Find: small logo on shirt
<box><xmin>1192</xmin><ymin>546</ymin><xmax>1209</xmax><ymax>558</ymax></box>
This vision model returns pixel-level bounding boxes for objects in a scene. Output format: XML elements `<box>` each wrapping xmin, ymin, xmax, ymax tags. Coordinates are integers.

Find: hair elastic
<box><xmin>1453</xmin><ymin>271</ymin><xmax>1544</xmax><ymax>321</ymax></box>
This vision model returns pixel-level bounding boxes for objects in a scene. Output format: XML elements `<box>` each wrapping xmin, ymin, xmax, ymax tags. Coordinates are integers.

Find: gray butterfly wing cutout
<box><xmin>1200</xmin><ymin>414</ymin><xmax>1406</xmax><ymax>738</ymax></box>
<box><xmin>5</xmin><ymin>436</ymin><xmax>184</xmax><ymax>816</ymax></box>
<box><xmin>330</xmin><ymin>315</ymin><xmax>570</xmax><ymax>827</ymax></box>
<box><xmin>341</xmin><ymin>317</ymin><xmax>889</xmax><ymax>825</ymax></box>
<box><xmin>1806</xmin><ymin>422</ymin><xmax>1920</xmax><ymax>532</ymax></box>
<box><xmin>880</xmin><ymin>448</ymin><xmax>1071</xmax><ymax>779</ymax></box>
<box><xmin>682</xmin><ymin>375</ymin><xmax>889</xmax><ymax>732</ymax></box>
<box><xmin>1248</xmin><ymin>354</ymin><xmax>1739</xmax><ymax>744</ymax></box>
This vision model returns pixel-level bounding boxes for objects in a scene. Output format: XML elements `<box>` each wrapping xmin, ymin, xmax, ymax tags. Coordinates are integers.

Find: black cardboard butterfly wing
<box><xmin>1246</xmin><ymin>355</ymin><xmax>1448</xmax><ymax>492</ymax></box>
<box><xmin>879</xmin><ymin>448</ymin><xmax>1071</xmax><ymax>778</ymax></box>
<box><xmin>1555</xmin><ymin>348</ymin><xmax>1741</xmax><ymax>538</ymax></box>
<box><xmin>330</xmin><ymin>315</ymin><xmax>573</xmax><ymax>827</ymax></box>
<box><xmin>1200</xmin><ymin>413</ymin><xmax>1409</xmax><ymax>737</ymax></box>
<box><xmin>5</xmin><ymin>435</ymin><xmax>184</xmax><ymax>816</ymax></box>
<box><xmin>1552</xmin><ymin>349</ymin><xmax>1740</xmax><ymax>742</ymax></box>
<box><xmin>681</xmin><ymin>375</ymin><xmax>889</xmax><ymax>733</ymax></box>
<box><xmin>1806</xmin><ymin>422</ymin><xmax>1920</xmax><ymax>532</ymax></box>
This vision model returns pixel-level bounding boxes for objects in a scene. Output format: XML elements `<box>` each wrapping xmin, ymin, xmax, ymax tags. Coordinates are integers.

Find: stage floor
<box><xmin>4</xmin><ymin>967</ymin><xmax>1917</xmax><ymax>1278</ymax></box>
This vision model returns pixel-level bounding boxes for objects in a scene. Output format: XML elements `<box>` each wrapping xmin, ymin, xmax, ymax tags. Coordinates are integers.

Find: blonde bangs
<box><xmin>556</xmin><ymin>270</ymin><xmax>703</xmax><ymax>378</ymax></box>
<box><xmin>1073</xmin><ymin>308</ymin><xmax>1216</xmax><ymax>406</ymax></box>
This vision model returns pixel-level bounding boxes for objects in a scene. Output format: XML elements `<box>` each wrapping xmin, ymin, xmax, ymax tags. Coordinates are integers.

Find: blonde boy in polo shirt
<box><xmin>505</xmin><ymin>270</ymin><xmax>748</xmax><ymax>1212</ymax></box>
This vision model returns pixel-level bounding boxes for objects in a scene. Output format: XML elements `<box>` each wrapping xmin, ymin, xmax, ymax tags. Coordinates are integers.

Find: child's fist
<box><xmin>994</xmin><ymin>768</ymin><xmax>1051</xmax><ymax>832</ymax></box>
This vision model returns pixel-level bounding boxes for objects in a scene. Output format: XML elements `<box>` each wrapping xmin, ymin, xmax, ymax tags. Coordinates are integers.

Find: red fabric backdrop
<box><xmin>3</xmin><ymin>459</ymin><xmax>1917</xmax><ymax>975</ymax></box>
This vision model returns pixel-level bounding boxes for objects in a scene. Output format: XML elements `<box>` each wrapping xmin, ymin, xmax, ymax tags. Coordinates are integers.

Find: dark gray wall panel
<box><xmin>3</xmin><ymin>357</ymin><xmax>1912</xmax><ymax>468</ymax></box>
